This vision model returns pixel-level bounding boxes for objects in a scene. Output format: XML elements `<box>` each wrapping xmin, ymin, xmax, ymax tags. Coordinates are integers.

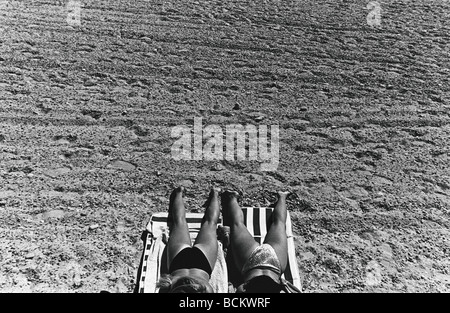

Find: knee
<box><xmin>201</xmin><ymin>218</ymin><xmax>219</xmax><ymax>228</ymax></box>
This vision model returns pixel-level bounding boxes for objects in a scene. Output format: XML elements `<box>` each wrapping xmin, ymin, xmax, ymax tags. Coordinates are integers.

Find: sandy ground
<box><xmin>0</xmin><ymin>0</ymin><xmax>449</xmax><ymax>293</ymax></box>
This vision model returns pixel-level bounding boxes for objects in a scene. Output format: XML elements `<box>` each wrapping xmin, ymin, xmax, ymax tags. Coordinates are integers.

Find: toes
<box><xmin>171</xmin><ymin>186</ymin><xmax>185</xmax><ymax>196</ymax></box>
<box><xmin>222</xmin><ymin>190</ymin><xmax>239</xmax><ymax>198</ymax></box>
<box><xmin>220</xmin><ymin>190</ymin><xmax>239</xmax><ymax>203</ymax></box>
<box><xmin>176</xmin><ymin>186</ymin><xmax>186</xmax><ymax>193</ymax></box>
<box><xmin>277</xmin><ymin>191</ymin><xmax>290</xmax><ymax>198</ymax></box>
<box><xmin>210</xmin><ymin>187</ymin><xmax>221</xmax><ymax>196</ymax></box>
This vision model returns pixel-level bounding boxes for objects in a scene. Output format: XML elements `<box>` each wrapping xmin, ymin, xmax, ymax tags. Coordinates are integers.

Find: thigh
<box><xmin>230</xmin><ymin>224</ymin><xmax>259</xmax><ymax>273</ymax></box>
<box><xmin>263</xmin><ymin>221</ymin><xmax>288</xmax><ymax>272</ymax></box>
<box><xmin>193</xmin><ymin>220</ymin><xmax>218</xmax><ymax>272</ymax></box>
<box><xmin>167</xmin><ymin>222</ymin><xmax>192</xmax><ymax>267</ymax></box>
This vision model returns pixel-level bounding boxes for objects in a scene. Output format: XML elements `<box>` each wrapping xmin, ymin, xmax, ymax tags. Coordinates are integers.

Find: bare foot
<box><xmin>211</xmin><ymin>187</ymin><xmax>221</xmax><ymax>196</ymax></box>
<box><xmin>169</xmin><ymin>186</ymin><xmax>186</xmax><ymax>221</ymax></box>
<box><xmin>220</xmin><ymin>190</ymin><xmax>242</xmax><ymax>227</ymax></box>
<box><xmin>202</xmin><ymin>187</ymin><xmax>221</xmax><ymax>208</ymax></box>
<box><xmin>221</xmin><ymin>190</ymin><xmax>239</xmax><ymax>201</ymax></box>
<box><xmin>170</xmin><ymin>186</ymin><xmax>185</xmax><ymax>198</ymax></box>
<box><xmin>277</xmin><ymin>191</ymin><xmax>290</xmax><ymax>199</ymax></box>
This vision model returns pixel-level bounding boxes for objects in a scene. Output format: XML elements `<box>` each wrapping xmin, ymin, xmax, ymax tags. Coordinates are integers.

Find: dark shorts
<box><xmin>169</xmin><ymin>246</ymin><xmax>212</xmax><ymax>276</ymax></box>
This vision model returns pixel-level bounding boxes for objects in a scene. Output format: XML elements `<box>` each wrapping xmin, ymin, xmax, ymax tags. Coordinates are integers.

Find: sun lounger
<box><xmin>226</xmin><ymin>207</ymin><xmax>302</xmax><ymax>292</ymax></box>
<box><xmin>135</xmin><ymin>212</ymin><xmax>228</xmax><ymax>293</ymax></box>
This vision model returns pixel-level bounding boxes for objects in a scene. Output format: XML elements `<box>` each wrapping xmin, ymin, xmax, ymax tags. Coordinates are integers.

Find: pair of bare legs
<box><xmin>167</xmin><ymin>186</ymin><xmax>221</xmax><ymax>273</ymax></box>
<box><xmin>167</xmin><ymin>186</ymin><xmax>289</xmax><ymax>283</ymax></box>
<box><xmin>221</xmin><ymin>190</ymin><xmax>289</xmax><ymax>280</ymax></box>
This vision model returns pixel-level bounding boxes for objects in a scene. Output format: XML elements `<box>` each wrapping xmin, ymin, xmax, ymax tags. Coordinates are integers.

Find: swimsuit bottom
<box><xmin>169</xmin><ymin>246</ymin><xmax>212</xmax><ymax>276</ymax></box>
<box><xmin>241</xmin><ymin>243</ymin><xmax>282</xmax><ymax>277</ymax></box>
<box><xmin>238</xmin><ymin>244</ymin><xmax>284</xmax><ymax>293</ymax></box>
<box><xmin>237</xmin><ymin>275</ymin><xmax>283</xmax><ymax>293</ymax></box>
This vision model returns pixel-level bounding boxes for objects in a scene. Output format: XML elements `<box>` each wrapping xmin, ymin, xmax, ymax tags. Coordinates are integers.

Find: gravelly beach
<box><xmin>0</xmin><ymin>0</ymin><xmax>449</xmax><ymax>292</ymax></box>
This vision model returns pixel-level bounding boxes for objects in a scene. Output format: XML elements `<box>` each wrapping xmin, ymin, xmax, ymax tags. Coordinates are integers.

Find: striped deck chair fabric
<box><xmin>239</xmin><ymin>207</ymin><xmax>302</xmax><ymax>291</ymax></box>
<box><xmin>136</xmin><ymin>212</ymin><xmax>228</xmax><ymax>293</ymax></box>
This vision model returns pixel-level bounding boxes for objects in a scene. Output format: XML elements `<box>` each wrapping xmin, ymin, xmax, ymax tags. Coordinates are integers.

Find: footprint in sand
<box><xmin>107</xmin><ymin>159</ymin><xmax>136</xmax><ymax>171</ymax></box>
<box><xmin>43</xmin><ymin>167</ymin><xmax>72</xmax><ymax>178</ymax></box>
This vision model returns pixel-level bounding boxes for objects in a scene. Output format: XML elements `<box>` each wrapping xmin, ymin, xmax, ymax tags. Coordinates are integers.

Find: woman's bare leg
<box><xmin>221</xmin><ymin>190</ymin><xmax>259</xmax><ymax>273</ymax></box>
<box><xmin>194</xmin><ymin>188</ymin><xmax>221</xmax><ymax>271</ymax></box>
<box><xmin>263</xmin><ymin>191</ymin><xmax>289</xmax><ymax>272</ymax></box>
<box><xmin>167</xmin><ymin>187</ymin><xmax>191</xmax><ymax>267</ymax></box>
